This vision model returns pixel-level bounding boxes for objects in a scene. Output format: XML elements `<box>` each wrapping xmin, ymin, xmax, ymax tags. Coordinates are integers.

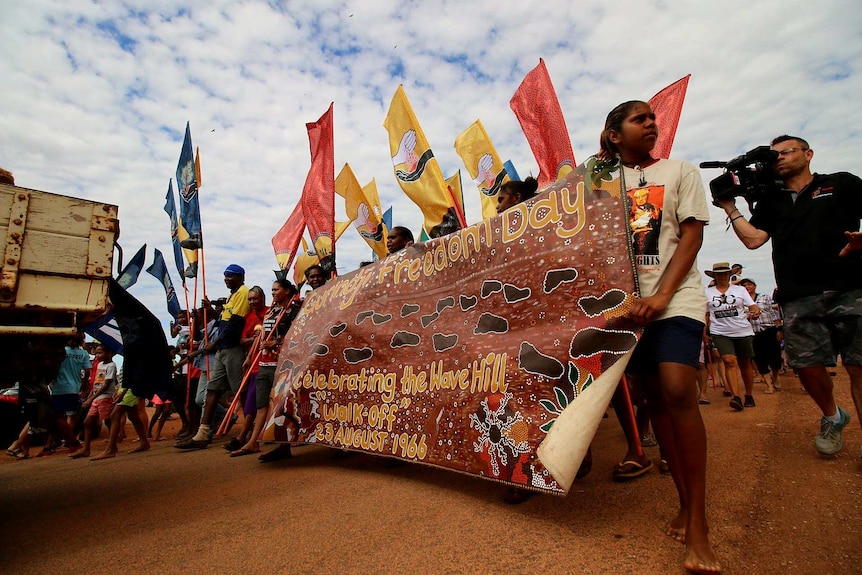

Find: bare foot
<box><xmin>683</xmin><ymin>522</ymin><xmax>721</xmax><ymax>574</ymax></box>
<box><xmin>156</xmin><ymin>436</ymin><xmax>167</xmax><ymax>441</ymax></box>
<box><xmin>129</xmin><ymin>442</ymin><xmax>150</xmax><ymax>453</ymax></box>
<box><xmin>69</xmin><ymin>450</ymin><xmax>90</xmax><ymax>459</ymax></box>
<box><xmin>91</xmin><ymin>451</ymin><xmax>116</xmax><ymax>460</ymax></box>
<box><xmin>683</xmin><ymin>542</ymin><xmax>722</xmax><ymax>574</ymax></box>
<box><xmin>665</xmin><ymin>509</ymin><xmax>687</xmax><ymax>543</ymax></box>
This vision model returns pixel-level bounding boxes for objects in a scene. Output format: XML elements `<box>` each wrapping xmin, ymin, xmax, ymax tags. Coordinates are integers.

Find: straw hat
<box><xmin>705</xmin><ymin>262</ymin><xmax>732</xmax><ymax>278</ymax></box>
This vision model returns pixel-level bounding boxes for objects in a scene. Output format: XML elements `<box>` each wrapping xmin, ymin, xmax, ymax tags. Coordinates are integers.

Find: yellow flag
<box><xmin>445</xmin><ymin>171</ymin><xmax>466</xmax><ymax>226</ymax></box>
<box><xmin>361</xmin><ymin>180</ymin><xmax>387</xmax><ymax>246</ymax></box>
<box><xmin>293</xmin><ymin>238</ymin><xmax>316</xmax><ymax>286</ymax></box>
<box><xmin>195</xmin><ymin>147</ymin><xmax>202</xmax><ymax>189</ymax></box>
<box><xmin>454</xmin><ymin>120</ymin><xmax>510</xmax><ymax>220</ymax></box>
<box><xmin>335</xmin><ymin>220</ymin><xmax>350</xmax><ymax>240</ymax></box>
<box><xmin>384</xmin><ymin>85</ymin><xmax>459</xmax><ymax>238</ymax></box>
<box><xmin>336</xmin><ymin>164</ymin><xmax>388</xmax><ymax>259</ymax></box>
<box><xmin>177</xmin><ymin>222</ymin><xmax>198</xmax><ymax>265</ymax></box>
<box><xmin>293</xmin><ymin>222</ymin><xmax>352</xmax><ymax>285</ymax></box>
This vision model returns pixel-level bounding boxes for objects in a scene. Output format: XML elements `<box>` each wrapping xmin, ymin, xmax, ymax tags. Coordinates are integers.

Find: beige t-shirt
<box><xmin>622</xmin><ymin>159</ymin><xmax>709</xmax><ymax>323</ymax></box>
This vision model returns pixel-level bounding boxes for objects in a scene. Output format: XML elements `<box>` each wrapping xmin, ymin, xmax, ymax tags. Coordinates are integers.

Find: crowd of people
<box><xmin>6</xmin><ymin>100</ymin><xmax>862</xmax><ymax>575</ymax></box>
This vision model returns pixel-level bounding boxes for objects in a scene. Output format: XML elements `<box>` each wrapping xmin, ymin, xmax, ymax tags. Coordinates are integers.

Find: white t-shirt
<box><xmin>93</xmin><ymin>361</ymin><xmax>118</xmax><ymax>400</ymax></box>
<box><xmin>706</xmin><ymin>284</ymin><xmax>755</xmax><ymax>337</ymax></box>
<box><xmin>623</xmin><ymin>159</ymin><xmax>710</xmax><ymax>323</ymax></box>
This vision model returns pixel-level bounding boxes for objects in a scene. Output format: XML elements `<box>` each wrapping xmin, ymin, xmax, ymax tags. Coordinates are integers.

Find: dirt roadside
<box><xmin>1</xmin><ymin>371</ymin><xmax>859</xmax><ymax>575</ymax></box>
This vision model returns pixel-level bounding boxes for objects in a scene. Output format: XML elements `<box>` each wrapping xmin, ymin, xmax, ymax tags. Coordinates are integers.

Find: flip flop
<box><xmin>230</xmin><ymin>448</ymin><xmax>259</xmax><ymax>458</ymax></box>
<box><xmin>6</xmin><ymin>448</ymin><xmax>22</xmax><ymax>457</ymax></box>
<box><xmin>15</xmin><ymin>452</ymin><xmax>29</xmax><ymax>460</ymax></box>
<box><xmin>612</xmin><ymin>459</ymin><xmax>653</xmax><ymax>481</ymax></box>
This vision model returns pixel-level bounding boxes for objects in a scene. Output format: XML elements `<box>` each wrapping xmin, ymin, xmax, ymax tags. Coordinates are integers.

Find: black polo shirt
<box><xmin>750</xmin><ymin>172</ymin><xmax>862</xmax><ymax>304</ymax></box>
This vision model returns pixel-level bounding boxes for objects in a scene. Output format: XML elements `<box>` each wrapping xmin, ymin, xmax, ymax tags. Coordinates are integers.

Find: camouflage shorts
<box><xmin>783</xmin><ymin>289</ymin><xmax>862</xmax><ymax>368</ymax></box>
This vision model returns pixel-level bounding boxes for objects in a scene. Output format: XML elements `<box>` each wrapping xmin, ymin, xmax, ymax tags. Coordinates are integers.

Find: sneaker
<box><xmin>744</xmin><ymin>395</ymin><xmax>756</xmax><ymax>408</ymax></box>
<box><xmin>729</xmin><ymin>396</ymin><xmax>744</xmax><ymax>411</ymax></box>
<box><xmin>814</xmin><ymin>407</ymin><xmax>851</xmax><ymax>456</ymax></box>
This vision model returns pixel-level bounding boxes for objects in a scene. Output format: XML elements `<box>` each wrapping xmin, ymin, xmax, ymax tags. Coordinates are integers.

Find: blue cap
<box><xmin>224</xmin><ymin>264</ymin><xmax>245</xmax><ymax>276</ymax></box>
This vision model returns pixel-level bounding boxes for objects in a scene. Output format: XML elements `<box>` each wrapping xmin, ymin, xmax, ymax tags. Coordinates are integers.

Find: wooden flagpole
<box><xmin>619</xmin><ymin>374</ymin><xmax>644</xmax><ymax>458</ymax></box>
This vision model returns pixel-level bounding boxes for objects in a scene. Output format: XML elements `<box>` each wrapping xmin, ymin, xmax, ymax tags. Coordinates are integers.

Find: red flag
<box><xmin>301</xmin><ymin>103</ymin><xmax>336</xmax><ymax>271</ymax></box>
<box><xmin>271</xmin><ymin>201</ymin><xmax>306</xmax><ymax>271</ymax></box>
<box><xmin>509</xmin><ymin>59</ymin><xmax>576</xmax><ymax>187</ymax></box>
<box><xmin>649</xmin><ymin>75</ymin><xmax>690</xmax><ymax>160</ymax></box>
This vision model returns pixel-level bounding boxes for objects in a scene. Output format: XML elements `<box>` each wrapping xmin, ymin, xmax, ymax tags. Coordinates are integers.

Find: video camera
<box><xmin>700</xmin><ymin>146</ymin><xmax>783</xmax><ymax>208</ymax></box>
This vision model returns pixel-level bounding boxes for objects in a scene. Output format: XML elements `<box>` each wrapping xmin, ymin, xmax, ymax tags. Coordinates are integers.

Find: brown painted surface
<box><xmin>268</xmin><ymin>166</ymin><xmax>638</xmax><ymax>493</ymax></box>
<box><xmin>1</xmin><ymin>371</ymin><xmax>860</xmax><ymax>574</ymax></box>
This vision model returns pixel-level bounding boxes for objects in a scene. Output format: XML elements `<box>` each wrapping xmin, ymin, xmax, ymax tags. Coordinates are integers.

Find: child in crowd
<box><xmin>600</xmin><ymin>100</ymin><xmax>719</xmax><ymax>574</ymax></box>
<box><xmin>148</xmin><ymin>391</ymin><xmax>172</xmax><ymax>441</ymax></box>
<box><xmin>71</xmin><ymin>345</ymin><xmax>117</xmax><ymax>459</ymax></box>
<box><xmin>91</xmin><ymin>368</ymin><xmax>150</xmax><ymax>460</ymax></box>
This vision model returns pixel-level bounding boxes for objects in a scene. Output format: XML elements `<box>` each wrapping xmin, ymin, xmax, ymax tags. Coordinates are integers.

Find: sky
<box><xmin>2</xmin><ymin>0</ymin><xmax>861</xmax><ymax>334</ymax></box>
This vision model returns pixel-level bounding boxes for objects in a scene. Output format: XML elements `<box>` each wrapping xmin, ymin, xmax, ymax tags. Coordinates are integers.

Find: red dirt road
<box><xmin>1</xmin><ymin>372</ymin><xmax>860</xmax><ymax>575</ymax></box>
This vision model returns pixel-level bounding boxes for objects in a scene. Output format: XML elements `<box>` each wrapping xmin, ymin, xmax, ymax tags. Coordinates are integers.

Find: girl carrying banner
<box><xmin>231</xmin><ymin>279</ymin><xmax>301</xmax><ymax>458</ymax></box>
<box><xmin>600</xmin><ymin>100</ymin><xmax>719</xmax><ymax>574</ymax></box>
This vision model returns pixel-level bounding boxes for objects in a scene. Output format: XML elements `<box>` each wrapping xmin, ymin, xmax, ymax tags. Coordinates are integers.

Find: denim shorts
<box><xmin>627</xmin><ymin>316</ymin><xmax>705</xmax><ymax>374</ymax></box>
<box><xmin>783</xmin><ymin>289</ymin><xmax>862</xmax><ymax>368</ymax></box>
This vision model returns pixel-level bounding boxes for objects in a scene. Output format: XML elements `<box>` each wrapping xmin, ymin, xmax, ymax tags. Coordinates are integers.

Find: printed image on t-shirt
<box><xmin>710</xmin><ymin>292</ymin><xmax>741</xmax><ymax>318</ymax></box>
<box><xmin>628</xmin><ymin>183</ymin><xmax>664</xmax><ymax>266</ymax></box>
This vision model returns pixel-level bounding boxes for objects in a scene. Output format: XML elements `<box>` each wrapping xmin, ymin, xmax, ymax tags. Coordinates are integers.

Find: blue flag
<box><xmin>117</xmin><ymin>244</ymin><xmax>147</xmax><ymax>289</ymax></box>
<box><xmin>108</xmin><ymin>279</ymin><xmax>172</xmax><ymax>400</ymax></box>
<box><xmin>163</xmin><ymin>179</ymin><xmax>186</xmax><ymax>281</ymax></box>
<box><xmin>146</xmin><ymin>249</ymin><xmax>182</xmax><ymax>321</ymax></box>
<box><xmin>176</xmin><ymin>122</ymin><xmax>202</xmax><ymax>250</ymax></box>
<box><xmin>83</xmin><ymin>312</ymin><xmax>124</xmax><ymax>354</ymax></box>
<box><xmin>378</xmin><ymin>206</ymin><xmax>394</xmax><ymax>260</ymax></box>
<box><xmin>503</xmin><ymin>160</ymin><xmax>521</xmax><ymax>181</ymax></box>
<box><xmin>382</xmin><ymin>206</ymin><xmax>392</xmax><ymax>232</ymax></box>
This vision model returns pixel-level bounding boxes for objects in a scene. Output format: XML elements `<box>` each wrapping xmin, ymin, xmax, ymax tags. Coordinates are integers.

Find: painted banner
<box><xmin>265</xmin><ymin>159</ymin><xmax>640</xmax><ymax>494</ymax></box>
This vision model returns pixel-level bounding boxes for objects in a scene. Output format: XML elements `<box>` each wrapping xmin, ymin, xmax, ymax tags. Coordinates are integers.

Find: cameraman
<box><xmin>716</xmin><ymin>135</ymin><xmax>862</xmax><ymax>458</ymax></box>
